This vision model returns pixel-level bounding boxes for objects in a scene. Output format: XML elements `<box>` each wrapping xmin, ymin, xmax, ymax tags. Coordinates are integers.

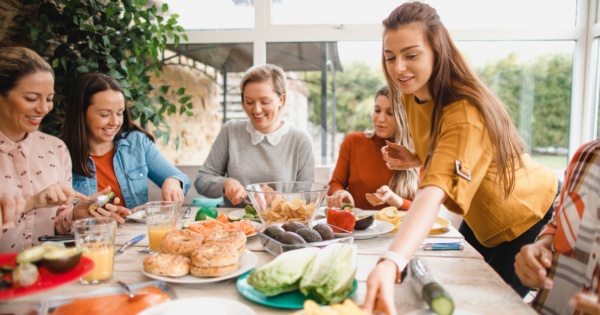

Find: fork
<box><xmin>138</xmin><ymin>247</ymin><xmax>151</xmax><ymax>254</ymax></box>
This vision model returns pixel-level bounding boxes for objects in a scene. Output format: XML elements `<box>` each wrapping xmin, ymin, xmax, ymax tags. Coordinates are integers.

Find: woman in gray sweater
<box><xmin>195</xmin><ymin>64</ymin><xmax>315</xmax><ymax>207</ymax></box>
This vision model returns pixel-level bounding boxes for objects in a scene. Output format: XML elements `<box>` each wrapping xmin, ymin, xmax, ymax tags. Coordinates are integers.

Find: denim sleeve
<box><xmin>142</xmin><ymin>135</ymin><xmax>191</xmax><ymax>195</ymax></box>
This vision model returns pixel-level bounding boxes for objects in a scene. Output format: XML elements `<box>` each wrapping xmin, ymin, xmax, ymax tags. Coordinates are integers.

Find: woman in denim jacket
<box><xmin>62</xmin><ymin>73</ymin><xmax>190</xmax><ymax>210</ymax></box>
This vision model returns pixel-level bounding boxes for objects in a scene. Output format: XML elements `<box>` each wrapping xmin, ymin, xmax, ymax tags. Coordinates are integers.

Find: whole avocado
<box><xmin>312</xmin><ymin>223</ymin><xmax>335</xmax><ymax>240</ymax></box>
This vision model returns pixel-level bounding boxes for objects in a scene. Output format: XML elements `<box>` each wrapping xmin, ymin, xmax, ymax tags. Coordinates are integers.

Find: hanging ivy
<box><xmin>12</xmin><ymin>0</ymin><xmax>193</xmax><ymax>143</ymax></box>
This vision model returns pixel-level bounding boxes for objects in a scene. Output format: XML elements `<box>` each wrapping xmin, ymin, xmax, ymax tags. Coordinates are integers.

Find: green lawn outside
<box><xmin>531</xmin><ymin>154</ymin><xmax>568</xmax><ymax>171</ymax></box>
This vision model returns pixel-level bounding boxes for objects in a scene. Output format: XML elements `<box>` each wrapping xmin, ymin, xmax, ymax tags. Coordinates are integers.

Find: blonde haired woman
<box><xmin>195</xmin><ymin>64</ymin><xmax>315</xmax><ymax>207</ymax></box>
<box><xmin>327</xmin><ymin>86</ymin><xmax>418</xmax><ymax>210</ymax></box>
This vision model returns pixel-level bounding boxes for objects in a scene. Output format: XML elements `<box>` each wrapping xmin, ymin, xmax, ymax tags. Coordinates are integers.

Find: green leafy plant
<box><xmin>13</xmin><ymin>0</ymin><xmax>192</xmax><ymax>142</ymax></box>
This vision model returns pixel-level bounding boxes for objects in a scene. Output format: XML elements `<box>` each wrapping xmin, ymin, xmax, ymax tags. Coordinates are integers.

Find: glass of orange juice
<box><xmin>73</xmin><ymin>217</ymin><xmax>116</xmax><ymax>285</ymax></box>
<box><xmin>144</xmin><ymin>201</ymin><xmax>178</xmax><ymax>253</ymax></box>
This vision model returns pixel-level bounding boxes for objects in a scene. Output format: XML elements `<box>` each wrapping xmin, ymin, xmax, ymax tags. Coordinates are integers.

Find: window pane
<box><xmin>272</xmin><ymin>0</ymin><xmax>576</xmax><ymax>28</ymax></box>
<box><xmin>430</xmin><ymin>0</ymin><xmax>576</xmax><ymax>29</ymax></box>
<box><xmin>163</xmin><ymin>0</ymin><xmax>254</xmax><ymax>30</ymax></box>
<box><xmin>458</xmin><ymin>40</ymin><xmax>573</xmax><ymax>169</ymax></box>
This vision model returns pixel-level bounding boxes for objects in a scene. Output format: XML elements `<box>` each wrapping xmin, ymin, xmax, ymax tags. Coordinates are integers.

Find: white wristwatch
<box><xmin>378</xmin><ymin>250</ymin><xmax>408</xmax><ymax>283</ymax></box>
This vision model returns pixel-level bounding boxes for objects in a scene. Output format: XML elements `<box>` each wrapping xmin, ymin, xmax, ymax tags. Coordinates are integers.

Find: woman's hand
<box><xmin>73</xmin><ymin>187</ymin><xmax>131</xmax><ymax>223</ymax></box>
<box><xmin>373</xmin><ymin>185</ymin><xmax>404</xmax><ymax>209</ymax></box>
<box><xmin>382</xmin><ymin>141</ymin><xmax>421</xmax><ymax>170</ymax></box>
<box><xmin>326</xmin><ymin>190</ymin><xmax>354</xmax><ymax>208</ymax></box>
<box><xmin>514</xmin><ymin>238</ymin><xmax>554</xmax><ymax>289</ymax></box>
<box><xmin>224</xmin><ymin>178</ymin><xmax>247</xmax><ymax>205</ymax></box>
<box><xmin>362</xmin><ymin>260</ymin><xmax>399</xmax><ymax>315</ymax></box>
<box><xmin>29</xmin><ymin>183</ymin><xmax>88</xmax><ymax>210</ymax></box>
<box><xmin>570</xmin><ymin>292</ymin><xmax>600</xmax><ymax>314</ymax></box>
<box><xmin>0</xmin><ymin>194</ymin><xmax>27</xmax><ymax>226</ymax></box>
<box><xmin>162</xmin><ymin>178</ymin><xmax>185</xmax><ymax>206</ymax></box>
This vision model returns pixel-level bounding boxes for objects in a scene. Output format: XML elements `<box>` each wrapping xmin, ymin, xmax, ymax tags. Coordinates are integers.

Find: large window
<box><xmin>160</xmin><ymin>0</ymin><xmax>597</xmax><ymax>172</ymax></box>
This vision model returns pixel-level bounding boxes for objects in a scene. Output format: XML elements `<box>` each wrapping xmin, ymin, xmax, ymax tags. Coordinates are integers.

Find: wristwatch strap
<box><xmin>378</xmin><ymin>250</ymin><xmax>408</xmax><ymax>283</ymax></box>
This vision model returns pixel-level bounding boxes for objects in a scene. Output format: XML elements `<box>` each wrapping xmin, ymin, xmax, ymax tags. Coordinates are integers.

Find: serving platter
<box><xmin>141</xmin><ymin>250</ymin><xmax>258</xmax><ymax>284</ymax></box>
<box><xmin>0</xmin><ymin>252</ymin><xmax>94</xmax><ymax>302</ymax></box>
<box><xmin>236</xmin><ymin>270</ymin><xmax>358</xmax><ymax>309</ymax></box>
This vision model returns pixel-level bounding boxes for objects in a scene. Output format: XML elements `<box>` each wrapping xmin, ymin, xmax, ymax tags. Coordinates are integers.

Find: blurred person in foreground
<box><xmin>327</xmin><ymin>86</ymin><xmax>418</xmax><ymax>210</ymax></box>
<box><xmin>0</xmin><ymin>47</ymin><xmax>94</xmax><ymax>252</ymax></box>
<box><xmin>515</xmin><ymin>139</ymin><xmax>600</xmax><ymax>315</ymax></box>
<box><xmin>195</xmin><ymin>64</ymin><xmax>314</xmax><ymax>208</ymax></box>
<box><xmin>362</xmin><ymin>3</ymin><xmax>559</xmax><ymax>314</ymax></box>
<box><xmin>62</xmin><ymin>72</ymin><xmax>190</xmax><ymax>217</ymax></box>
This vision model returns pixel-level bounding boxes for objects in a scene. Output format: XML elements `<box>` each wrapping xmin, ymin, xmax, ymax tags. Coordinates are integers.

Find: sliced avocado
<box><xmin>228</xmin><ymin>214</ymin><xmax>241</xmax><ymax>221</ymax></box>
<box><xmin>16</xmin><ymin>244</ymin><xmax>61</xmax><ymax>265</ymax></box>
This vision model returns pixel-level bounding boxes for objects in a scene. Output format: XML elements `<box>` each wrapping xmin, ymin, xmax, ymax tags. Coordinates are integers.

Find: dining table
<box><xmin>2</xmin><ymin>206</ymin><xmax>537</xmax><ymax>315</ymax></box>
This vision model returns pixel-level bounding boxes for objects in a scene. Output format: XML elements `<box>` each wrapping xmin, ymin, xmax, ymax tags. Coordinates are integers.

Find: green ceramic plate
<box><xmin>236</xmin><ymin>270</ymin><xmax>358</xmax><ymax>309</ymax></box>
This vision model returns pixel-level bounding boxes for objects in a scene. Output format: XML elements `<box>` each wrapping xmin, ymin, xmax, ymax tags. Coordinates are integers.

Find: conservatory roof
<box><xmin>165</xmin><ymin>42</ymin><xmax>343</xmax><ymax>73</ymax></box>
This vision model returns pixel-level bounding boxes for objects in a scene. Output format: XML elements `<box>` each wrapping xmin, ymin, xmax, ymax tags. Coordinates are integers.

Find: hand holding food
<box><xmin>326</xmin><ymin>190</ymin><xmax>354</xmax><ymax>208</ymax></box>
<box><xmin>30</xmin><ymin>183</ymin><xmax>88</xmax><ymax>210</ymax></box>
<box><xmin>223</xmin><ymin>178</ymin><xmax>246</xmax><ymax>205</ymax></box>
<box><xmin>382</xmin><ymin>141</ymin><xmax>422</xmax><ymax>170</ymax></box>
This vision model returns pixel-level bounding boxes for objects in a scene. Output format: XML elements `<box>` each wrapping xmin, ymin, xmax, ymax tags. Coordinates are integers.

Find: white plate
<box><xmin>126</xmin><ymin>211</ymin><xmax>146</xmax><ymax>223</ymax></box>
<box><xmin>139</xmin><ymin>297</ymin><xmax>256</xmax><ymax>315</ymax></box>
<box><xmin>141</xmin><ymin>250</ymin><xmax>258</xmax><ymax>284</ymax></box>
<box><xmin>229</xmin><ymin>209</ymin><xmax>261</xmax><ymax>222</ymax></box>
<box><xmin>313</xmin><ymin>218</ymin><xmax>395</xmax><ymax>240</ymax></box>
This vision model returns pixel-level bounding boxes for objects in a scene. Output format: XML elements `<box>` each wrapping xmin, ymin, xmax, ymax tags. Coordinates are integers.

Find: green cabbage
<box><xmin>300</xmin><ymin>243</ymin><xmax>357</xmax><ymax>304</ymax></box>
<box><xmin>247</xmin><ymin>247</ymin><xmax>320</xmax><ymax>296</ymax></box>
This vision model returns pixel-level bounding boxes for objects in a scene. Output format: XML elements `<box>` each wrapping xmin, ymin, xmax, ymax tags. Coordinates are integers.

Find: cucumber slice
<box><xmin>228</xmin><ymin>214</ymin><xmax>241</xmax><ymax>221</ymax></box>
<box><xmin>423</xmin><ymin>282</ymin><xmax>455</xmax><ymax>315</ymax></box>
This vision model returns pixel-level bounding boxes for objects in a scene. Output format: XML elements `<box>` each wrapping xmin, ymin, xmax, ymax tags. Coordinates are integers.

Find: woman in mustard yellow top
<box><xmin>363</xmin><ymin>3</ymin><xmax>559</xmax><ymax>313</ymax></box>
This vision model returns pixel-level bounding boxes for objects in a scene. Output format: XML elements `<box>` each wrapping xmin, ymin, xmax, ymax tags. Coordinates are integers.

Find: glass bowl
<box><xmin>256</xmin><ymin>221</ymin><xmax>354</xmax><ymax>256</ymax></box>
<box><xmin>245</xmin><ymin>181</ymin><xmax>329</xmax><ymax>227</ymax></box>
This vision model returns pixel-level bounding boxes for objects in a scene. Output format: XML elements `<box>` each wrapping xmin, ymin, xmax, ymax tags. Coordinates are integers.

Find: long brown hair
<box><xmin>62</xmin><ymin>72</ymin><xmax>153</xmax><ymax>178</ymax></box>
<box><xmin>367</xmin><ymin>86</ymin><xmax>419</xmax><ymax>200</ymax></box>
<box><xmin>382</xmin><ymin>2</ymin><xmax>525</xmax><ymax>197</ymax></box>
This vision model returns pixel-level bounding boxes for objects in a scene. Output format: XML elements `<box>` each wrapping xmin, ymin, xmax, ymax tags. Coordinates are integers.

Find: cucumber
<box><xmin>408</xmin><ymin>258</ymin><xmax>454</xmax><ymax>315</ymax></box>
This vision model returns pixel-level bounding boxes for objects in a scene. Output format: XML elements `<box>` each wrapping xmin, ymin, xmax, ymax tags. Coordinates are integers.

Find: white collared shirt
<box><xmin>246</xmin><ymin>121</ymin><xmax>290</xmax><ymax>145</ymax></box>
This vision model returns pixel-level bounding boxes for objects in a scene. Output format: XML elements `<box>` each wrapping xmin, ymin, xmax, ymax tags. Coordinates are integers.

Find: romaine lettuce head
<box><xmin>300</xmin><ymin>243</ymin><xmax>358</xmax><ymax>304</ymax></box>
<box><xmin>247</xmin><ymin>247</ymin><xmax>321</xmax><ymax>296</ymax></box>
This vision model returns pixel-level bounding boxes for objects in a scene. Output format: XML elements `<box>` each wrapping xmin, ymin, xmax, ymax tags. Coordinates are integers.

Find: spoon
<box><xmin>117</xmin><ymin>281</ymin><xmax>134</xmax><ymax>298</ymax></box>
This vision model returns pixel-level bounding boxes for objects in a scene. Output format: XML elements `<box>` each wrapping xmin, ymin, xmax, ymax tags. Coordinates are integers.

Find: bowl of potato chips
<box><xmin>245</xmin><ymin>182</ymin><xmax>329</xmax><ymax>227</ymax></box>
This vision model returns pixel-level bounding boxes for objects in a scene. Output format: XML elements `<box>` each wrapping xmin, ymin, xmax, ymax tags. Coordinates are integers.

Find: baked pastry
<box><xmin>204</xmin><ymin>229</ymin><xmax>247</xmax><ymax>255</ymax></box>
<box><xmin>160</xmin><ymin>229</ymin><xmax>204</xmax><ymax>257</ymax></box>
<box><xmin>190</xmin><ymin>243</ymin><xmax>239</xmax><ymax>277</ymax></box>
<box><xmin>143</xmin><ymin>253</ymin><xmax>191</xmax><ymax>277</ymax></box>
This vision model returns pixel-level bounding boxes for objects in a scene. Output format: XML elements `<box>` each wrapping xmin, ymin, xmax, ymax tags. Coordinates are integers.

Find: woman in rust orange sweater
<box><xmin>327</xmin><ymin>86</ymin><xmax>419</xmax><ymax>210</ymax></box>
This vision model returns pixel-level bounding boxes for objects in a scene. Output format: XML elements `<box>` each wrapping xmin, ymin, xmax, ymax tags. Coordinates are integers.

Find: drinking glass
<box><xmin>144</xmin><ymin>201</ymin><xmax>178</xmax><ymax>253</ymax></box>
<box><xmin>73</xmin><ymin>217</ymin><xmax>116</xmax><ymax>285</ymax></box>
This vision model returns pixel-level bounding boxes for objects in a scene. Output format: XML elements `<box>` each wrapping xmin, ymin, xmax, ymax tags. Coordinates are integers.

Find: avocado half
<box><xmin>42</xmin><ymin>247</ymin><xmax>83</xmax><ymax>274</ymax></box>
<box><xmin>354</xmin><ymin>213</ymin><xmax>375</xmax><ymax>230</ymax></box>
